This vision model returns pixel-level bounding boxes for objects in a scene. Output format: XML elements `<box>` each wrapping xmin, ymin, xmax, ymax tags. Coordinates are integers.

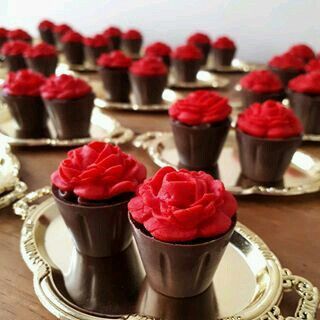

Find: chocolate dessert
<box><xmin>8</xmin><ymin>28</ymin><xmax>32</xmax><ymax>44</ymax></box>
<box><xmin>38</xmin><ymin>20</ymin><xmax>56</xmax><ymax>45</ymax></box>
<box><xmin>288</xmin><ymin>43</ymin><xmax>315</xmax><ymax>63</ymax></box>
<box><xmin>61</xmin><ymin>31</ymin><xmax>84</xmax><ymax>65</ymax></box>
<box><xmin>211</xmin><ymin>36</ymin><xmax>236</xmax><ymax>67</ymax></box>
<box><xmin>103</xmin><ymin>26</ymin><xmax>122</xmax><ymax>50</ymax></box>
<box><xmin>1</xmin><ymin>40</ymin><xmax>29</xmax><ymax>71</ymax></box>
<box><xmin>84</xmin><ymin>34</ymin><xmax>109</xmax><ymax>66</ymax></box>
<box><xmin>0</xmin><ymin>28</ymin><xmax>8</xmax><ymax>49</ymax></box>
<box><xmin>53</xmin><ymin>24</ymin><xmax>72</xmax><ymax>47</ymax></box>
<box><xmin>121</xmin><ymin>29</ymin><xmax>143</xmax><ymax>56</ymax></box>
<box><xmin>187</xmin><ymin>32</ymin><xmax>211</xmax><ymax>66</ymax></box>
<box><xmin>144</xmin><ymin>41</ymin><xmax>172</xmax><ymax>67</ymax></box>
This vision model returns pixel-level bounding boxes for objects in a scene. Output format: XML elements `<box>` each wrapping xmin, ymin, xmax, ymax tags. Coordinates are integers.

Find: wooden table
<box><xmin>0</xmin><ymin>73</ymin><xmax>319</xmax><ymax>320</ymax></box>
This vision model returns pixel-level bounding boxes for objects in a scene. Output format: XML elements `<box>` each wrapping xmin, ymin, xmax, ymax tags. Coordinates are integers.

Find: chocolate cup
<box><xmin>171</xmin><ymin>118</ymin><xmax>230</xmax><ymax>169</ymax></box>
<box><xmin>62</xmin><ymin>42</ymin><xmax>85</xmax><ymax>65</ymax></box>
<box><xmin>122</xmin><ymin>38</ymin><xmax>142</xmax><ymax>56</ymax></box>
<box><xmin>99</xmin><ymin>67</ymin><xmax>130</xmax><ymax>102</ymax></box>
<box><xmin>287</xmin><ymin>89</ymin><xmax>320</xmax><ymax>134</ymax></box>
<box><xmin>39</xmin><ymin>29</ymin><xmax>56</xmax><ymax>45</ymax></box>
<box><xmin>269</xmin><ymin>66</ymin><xmax>304</xmax><ymax>87</ymax></box>
<box><xmin>129</xmin><ymin>73</ymin><xmax>167</xmax><ymax>105</ymax></box>
<box><xmin>161</xmin><ymin>55</ymin><xmax>170</xmax><ymax>67</ymax></box>
<box><xmin>25</xmin><ymin>55</ymin><xmax>58</xmax><ymax>77</ymax></box>
<box><xmin>172</xmin><ymin>58</ymin><xmax>201</xmax><ymax>83</ymax></box>
<box><xmin>52</xmin><ymin>186</ymin><xmax>133</xmax><ymax>257</ymax></box>
<box><xmin>4</xmin><ymin>54</ymin><xmax>27</xmax><ymax>71</ymax></box>
<box><xmin>108</xmin><ymin>36</ymin><xmax>121</xmax><ymax>51</ymax></box>
<box><xmin>236</xmin><ymin>129</ymin><xmax>302</xmax><ymax>183</ymax></box>
<box><xmin>85</xmin><ymin>45</ymin><xmax>110</xmax><ymax>66</ymax></box>
<box><xmin>194</xmin><ymin>42</ymin><xmax>210</xmax><ymax>66</ymax></box>
<box><xmin>2</xmin><ymin>93</ymin><xmax>48</xmax><ymax>138</ymax></box>
<box><xmin>63</xmin><ymin>243</ymin><xmax>143</xmax><ymax>314</ymax></box>
<box><xmin>211</xmin><ymin>47</ymin><xmax>236</xmax><ymax>67</ymax></box>
<box><xmin>241</xmin><ymin>88</ymin><xmax>285</xmax><ymax>108</ymax></box>
<box><xmin>43</xmin><ymin>92</ymin><xmax>94</xmax><ymax>139</ymax></box>
<box><xmin>0</xmin><ymin>37</ymin><xmax>7</xmax><ymax>49</ymax></box>
<box><xmin>129</xmin><ymin>214</ymin><xmax>236</xmax><ymax>298</ymax></box>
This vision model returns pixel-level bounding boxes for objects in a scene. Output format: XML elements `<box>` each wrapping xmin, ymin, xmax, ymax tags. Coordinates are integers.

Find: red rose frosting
<box><xmin>24</xmin><ymin>43</ymin><xmax>57</xmax><ymax>58</ymax></box>
<box><xmin>1</xmin><ymin>40</ymin><xmax>30</xmax><ymax>56</ymax></box>
<box><xmin>97</xmin><ymin>50</ymin><xmax>132</xmax><ymax>68</ymax></box>
<box><xmin>187</xmin><ymin>32</ymin><xmax>210</xmax><ymax>45</ymax></box>
<box><xmin>212</xmin><ymin>36</ymin><xmax>235</xmax><ymax>49</ymax></box>
<box><xmin>169</xmin><ymin>90</ymin><xmax>231</xmax><ymax>126</ymax></box>
<box><xmin>103</xmin><ymin>26</ymin><xmax>122</xmax><ymax>38</ymax></box>
<box><xmin>240</xmin><ymin>70</ymin><xmax>283</xmax><ymax>93</ymax></box>
<box><xmin>38</xmin><ymin>20</ymin><xmax>55</xmax><ymax>30</ymax></box>
<box><xmin>145</xmin><ymin>42</ymin><xmax>171</xmax><ymax>57</ymax></box>
<box><xmin>61</xmin><ymin>30</ymin><xmax>83</xmax><ymax>43</ymax></box>
<box><xmin>122</xmin><ymin>29</ymin><xmax>142</xmax><ymax>40</ymax></box>
<box><xmin>237</xmin><ymin>100</ymin><xmax>302</xmax><ymax>138</ymax></box>
<box><xmin>40</xmin><ymin>74</ymin><xmax>92</xmax><ymax>100</ymax></box>
<box><xmin>2</xmin><ymin>69</ymin><xmax>46</xmax><ymax>97</ymax></box>
<box><xmin>305</xmin><ymin>59</ymin><xmax>320</xmax><ymax>73</ymax></box>
<box><xmin>288</xmin><ymin>71</ymin><xmax>320</xmax><ymax>94</ymax></box>
<box><xmin>83</xmin><ymin>34</ymin><xmax>108</xmax><ymax>48</ymax></box>
<box><xmin>53</xmin><ymin>24</ymin><xmax>72</xmax><ymax>35</ymax></box>
<box><xmin>268</xmin><ymin>52</ymin><xmax>305</xmax><ymax>70</ymax></box>
<box><xmin>171</xmin><ymin>44</ymin><xmax>202</xmax><ymax>60</ymax></box>
<box><xmin>288</xmin><ymin>44</ymin><xmax>315</xmax><ymax>61</ymax></box>
<box><xmin>0</xmin><ymin>27</ymin><xmax>8</xmax><ymax>38</ymax></box>
<box><xmin>51</xmin><ymin>141</ymin><xmax>147</xmax><ymax>200</ymax></box>
<box><xmin>130</xmin><ymin>56</ymin><xmax>167</xmax><ymax>76</ymax></box>
<box><xmin>8</xmin><ymin>29</ymin><xmax>32</xmax><ymax>41</ymax></box>
<box><xmin>129</xmin><ymin>166</ymin><xmax>237</xmax><ymax>242</ymax></box>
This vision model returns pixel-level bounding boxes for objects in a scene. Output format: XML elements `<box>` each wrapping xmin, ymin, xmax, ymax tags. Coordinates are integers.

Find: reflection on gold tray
<box><xmin>56</xmin><ymin>63</ymin><xmax>97</xmax><ymax>75</ymax></box>
<box><xmin>133</xmin><ymin>131</ymin><xmax>320</xmax><ymax>196</ymax></box>
<box><xmin>0</xmin><ymin>106</ymin><xmax>133</xmax><ymax>147</ymax></box>
<box><xmin>14</xmin><ymin>190</ymin><xmax>319</xmax><ymax>320</ymax></box>
<box><xmin>204</xmin><ymin>59</ymin><xmax>258</xmax><ymax>73</ymax></box>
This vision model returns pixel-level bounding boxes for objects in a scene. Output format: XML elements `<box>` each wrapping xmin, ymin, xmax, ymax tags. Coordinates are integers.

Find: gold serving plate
<box><xmin>15</xmin><ymin>188</ymin><xmax>319</xmax><ymax>320</ymax></box>
<box><xmin>204</xmin><ymin>59</ymin><xmax>258</xmax><ymax>73</ymax></box>
<box><xmin>0</xmin><ymin>106</ymin><xmax>133</xmax><ymax>147</ymax></box>
<box><xmin>133</xmin><ymin>131</ymin><xmax>320</xmax><ymax>196</ymax></box>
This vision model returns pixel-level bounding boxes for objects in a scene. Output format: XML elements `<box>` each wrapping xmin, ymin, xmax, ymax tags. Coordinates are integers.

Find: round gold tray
<box><xmin>14</xmin><ymin>188</ymin><xmax>319</xmax><ymax>320</ymax></box>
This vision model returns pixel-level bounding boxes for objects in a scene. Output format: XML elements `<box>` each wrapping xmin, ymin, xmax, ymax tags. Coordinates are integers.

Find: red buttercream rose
<box><xmin>103</xmin><ymin>26</ymin><xmax>122</xmax><ymax>38</ymax></box>
<box><xmin>305</xmin><ymin>59</ymin><xmax>320</xmax><ymax>73</ymax></box>
<box><xmin>61</xmin><ymin>31</ymin><xmax>83</xmax><ymax>43</ymax></box>
<box><xmin>129</xmin><ymin>166</ymin><xmax>237</xmax><ymax>242</ymax></box>
<box><xmin>2</xmin><ymin>69</ymin><xmax>46</xmax><ymax>97</ymax></box>
<box><xmin>122</xmin><ymin>29</ymin><xmax>142</xmax><ymax>40</ymax></box>
<box><xmin>130</xmin><ymin>56</ymin><xmax>167</xmax><ymax>76</ymax></box>
<box><xmin>145</xmin><ymin>42</ymin><xmax>172</xmax><ymax>57</ymax></box>
<box><xmin>288</xmin><ymin>71</ymin><xmax>320</xmax><ymax>94</ymax></box>
<box><xmin>1</xmin><ymin>40</ymin><xmax>30</xmax><ymax>56</ymax></box>
<box><xmin>83</xmin><ymin>34</ymin><xmax>108</xmax><ymax>47</ymax></box>
<box><xmin>240</xmin><ymin>70</ymin><xmax>283</xmax><ymax>93</ymax></box>
<box><xmin>8</xmin><ymin>29</ymin><xmax>31</xmax><ymax>41</ymax></box>
<box><xmin>187</xmin><ymin>32</ymin><xmax>210</xmax><ymax>45</ymax></box>
<box><xmin>237</xmin><ymin>100</ymin><xmax>302</xmax><ymax>138</ymax></box>
<box><xmin>38</xmin><ymin>20</ymin><xmax>55</xmax><ymax>30</ymax></box>
<box><xmin>51</xmin><ymin>141</ymin><xmax>147</xmax><ymax>200</ymax></box>
<box><xmin>169</xmin><ymin>90</ymin><xmax>231</xmax><ymax>126</ymax></box>
<box><xmin>288</xmin><ymin>44</ymin><xmax>315</xmax><ymax>61</ymax></box>
<box><xmin>97</xmin><ymin>50</ymin><xmax>132</xmax><ymax>68</ymax></box>
<box><xmin>53</xmin><ymin>24</ymin><xmax>72</xmax><ymax>35</ymax></box>
<box><xmin>40</xmin><ymin>74</ymin><xmax>92</xmax><ymax>100</ymax></box>
<box><xmin>0</xmin><ymin>27</ymin><xmax>8</xmax><ymax>38</ymax></box>
<box><xmin>24</xmin><ymin>43</ymin><xmax>57</xmax><ymax>58</ymax></box>
<box><xmin>171</xmin><ymin>44</ymin><xmax>202</xmax><ymax>60</ymax></box>
<box><xmin>212</xmin><ymin>36</ymin><xmax>235</xmax><ymax>49</ymax></box>
<box><xmin>268</xmin><ymin>52</ymin><xmax>305</xmax><ymax>70</ymax></box>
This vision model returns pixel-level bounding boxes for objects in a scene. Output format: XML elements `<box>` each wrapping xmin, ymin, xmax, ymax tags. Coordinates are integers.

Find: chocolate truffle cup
<box><xmin>2</xmin><ymin>93</ymin><xmax>48</xmax><ymax>138</ymax></box>
<box><xmin>236</xmin><ymin>128</ymin><xmax>302</xmax><ymax>183</ymax></box>
<box><xmin>85</xmin><ymin>45</ymin><xmax>109</xmax><ymax>66</ymax></box>
<box><xmin>195</xmin><ymin>43</ymin><xmax>211</xmax><ymax>66</ymax></box>
<box><xmin>287</xmin><ymin>89</ymin><xmax>320</xmax><ymax>134</ymax></box>
<box><xmin>26</xmin><ymin>55</ymin><xmax>58</xmax><ymax>77</ymax></box>
<box><xmin>171</xmin><ymin>118</ymin><xmax>230</xmax><ymax>169</ymax></box>
<box><xmin>172</xmin><ymin>58</ymin><xmax>201</xmax><ymax>83</ymax></box>
<box><xmin>39</xmin><ymin>29</ymin><xmax>55</xmax><ymax>46</ymax></box>
<box><xmin>43</xmin><ymin>92</ymin><xmax>95</xmax><ymax>139</ymax></box>
<box><xmin>122</xmin><ymin>39</ymin><xmax>142</xmax><ymax>56</ymax></box>
<box><xmin>211</xmin><ymin>47</ymin><xmax>236</xmax><ymax>67</ymax></box>
<box><xmin>129</xmin><ymin>214</ymin><xmax>236</xmax><ymax>298</ymax></box>
<box><xmin>0</xmin><ymin>37</ymin><xmax>7</xmax><ymax>49</ymax></box>
<box><xmin>130</xmin><ymin>73</ymin><xmax>167</xmax><ymax>105</ymax></box>
<box><xmin>241</xmin><ymin>88</ymin><xmax>285</xmax><ymax>108</ymax></box>
<box><xmin>269</xmin><ymin>66</ymin><xmax>304</xmax><ymax>86</ymax></box>
<box><xmin>4</xmin><ymin>54</ymin><xmax>27</xmax><ymax>71</ymax></box>
<box><xmin>99</xmin><ymin>67</ymin><xmax>130</xmax><ymax>102</ymax></box>
<box><xmin>108</xmin><ymin>36</ymin><xmax>121</xmax><ymax>51</ymax></box>
<box><xmin>62</xmin><ymin>42</ymin><xmax>85</xmax><ymax>65</ymax></box>
<box><xmin>162</xmin><ymin>55</ymin><xmax>171</xmax><ymax>67</ymax></box>
<box><xmin>52</xmin><ymin>186</ymin><xmax>133</xmax><ymax>257</ymax></box>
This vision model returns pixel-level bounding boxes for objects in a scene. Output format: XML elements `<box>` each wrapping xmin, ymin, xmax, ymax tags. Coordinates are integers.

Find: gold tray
<box><xmin>133</xmin><ymin>131</ymin><xmax>320</xmax><ymax>196</ymax></box>
<box><xmin>204</xmin><ymin>59</ymin><xmax>258</xmax><ymax>73</ymax></box>
<box><xmin>14</xmin><ymin>188</ymin><xmax>319</xmax><ymax>320</ymax></box>
<box><xmin>0</xmin><ymin>106</ymin><xmax>133</xmax><ymax>147</ymax></box>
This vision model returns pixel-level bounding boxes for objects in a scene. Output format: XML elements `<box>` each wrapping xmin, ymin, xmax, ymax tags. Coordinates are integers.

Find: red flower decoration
<box><xmin>171</xmin><ymin>44</ymin><xmax>202</xmax><ymax>60</ymax></box>
<box><xmin>8</xmin><ymin>28</ymin><xmax>31</xmax><ymax>41</ymax></box>
<box><xmin>212</xmin><ymin>36</ymin><xmax>235</xmax><ymax>49</ymax></box>
<box><xmin>24</xmin><ymin>43</ymin><xmax>57</xmax><ymax>58</ymax></box>
<box><xmin>122</xmin><ymin>29</ymin><xmax>142</xmax><ymax>40</ymax></box>
<box><xmin>187</xmin><ymin>32</ymin><xmax>211</xmax><ymax>45</ymax></box>
<box><xmin>1</xmin><ymin>40</ymin><xmax>30</xmax><ymax>56</ymax></box>
<box><xmin>97</xmin><ymin>50</ymin><xmax>132</xmax><ymax>68</ymax></box>
<box><xmin>145</xmin><ymin>42</ymin><xmax>171</xmax><ymax>57</ymax></box>
<box><xmin>38</xmin><ymin>20</ymin><xmax>55</xmax><ymax>30</ymax></box>
<box><xmin>288</xmin><ymin>44</ymin><xmax>315</xmax><ymax>62</ymax></box>
<box><xmin>130</xmin><ymin>56</ymin><xmax>167</xmax><ymax>76</ymax></box>
<box><xmin>288</xmin><ymin>71</ymin><xmax>320</xmax><ymax>94</ymax></box>
<box><xmin>268</xmin><ymin>52</ymin><xmax>305</xmax><ymax>70</ymax></box>
<box><xmin>305</xmin><ymin>59</ymin><xmax>320</xmax><ymax>73</ymax></box>
<box><xmin>61</xmin><ymin>31</ymin><xmax>83</xmax><ymax>43</ymax></box>
<box><xmin>83</xmin><ymin>34</ymin><xmax>108</xmax><ymax>47</ymax></box>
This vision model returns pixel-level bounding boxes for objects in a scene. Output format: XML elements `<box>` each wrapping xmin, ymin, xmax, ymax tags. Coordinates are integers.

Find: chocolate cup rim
<box><xmin>268</xmin><ymin>65</ymin><xmax>304</xmax><ymax>73</ymax></box>
<box><xmin>1</xmin><ymin>91</ymin><xmax>42</xmax><ymax>99</ymax></box>
<box><xmin>241</xmin><ymin>87</ymin><xmax>285</xmax><ymax>96</ymax></box>
<box><xmin>24</xmin><ymin>54</ymin><xmax>58</xmax><ymax>59</ymax></box>
<box><xmin>286</xmin><ymin>88</ymin><xmax>320</xmax><ymax>100</ymax></box>
<box><xmin>171</xmin><ymin>57</ymin><xmax>202</xmax><ymax>62</ymax></box>
<box><xmin>129</xmin><ymin>213</ymin><xmax>237</xmax><ymax>248</ymax></box>
<box><xmin>129</xmin><ymin>71</ymin><xmax>168</xmax><ymax>78</ymax></box>
<box><xmin>170</xmin><ymin>117</ymin><xmax>231</xmax><ymax>129</ymax></box>
<box><xmin>42</xmin><ymin>91</ymin><xmax>95</xmax><ymax>104</ymax></box>
<box><xmin>52</xmin><ymin>185</ymin><xmax>131</xmax><ymax>209</ymax></box>
<box><xmin>98</xmin><ymin>66</ymin><xmax>129</xmax><ymax>71</ymax></box>
<box><xmin>235</xmin><ymin>127</ymin><xmax>303</xmax><ymax>142</ymax></box>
